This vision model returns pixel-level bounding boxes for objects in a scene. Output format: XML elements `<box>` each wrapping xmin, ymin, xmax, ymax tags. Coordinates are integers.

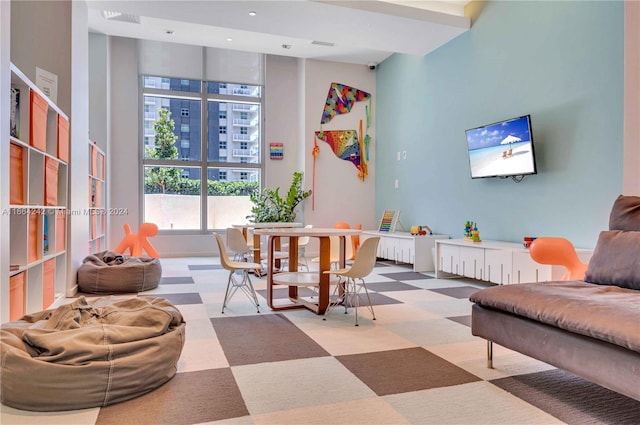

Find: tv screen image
<box><xmin>465</xmin><ymin>115</ymin><xmax>537</xmax><ymax>179</ymax></box>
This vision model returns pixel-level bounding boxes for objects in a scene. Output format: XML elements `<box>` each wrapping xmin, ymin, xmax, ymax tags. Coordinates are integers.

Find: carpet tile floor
<box><xmin>1</xmin><ymin>257</ymin><xmax>638</xmax><ymax>425</ymax></box>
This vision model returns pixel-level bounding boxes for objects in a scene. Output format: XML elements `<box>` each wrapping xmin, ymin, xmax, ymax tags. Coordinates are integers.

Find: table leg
<box><xmin>316</xmin><ymin>236</ymin><xmax>332</xmax><ymax>314</ymax></box>
<box><xmin>266</xmin><ymin>235</ymin><xmax>302</xmax><ymax>311</ymax></box>
<box><xmin>252</xmin><ymin>231</ymin><xmax>262</xmax><ymax>276</ymax></box>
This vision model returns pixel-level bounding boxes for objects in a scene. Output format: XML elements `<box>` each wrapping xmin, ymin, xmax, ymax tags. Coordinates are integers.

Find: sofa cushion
<box><xmin>609</xmin><ymin>194</ymin><xmax>640</xmax><ymax>231</ymax></box>
<box><xmin>584</xmin><ymin>230</ymin><xmax>640</xmax><ymax>290</ymax></box>
<box><xmin>469</xmin><ymin>281</ymin><xmax>640</xmax><ymax>352</ymax></box>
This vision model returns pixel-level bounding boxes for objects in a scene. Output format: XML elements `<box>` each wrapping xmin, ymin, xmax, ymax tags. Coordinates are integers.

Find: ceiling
<box><xmin>86</xmin><ymin>1</ymin><xmax>471</xmax><ymax>66</ymax></box>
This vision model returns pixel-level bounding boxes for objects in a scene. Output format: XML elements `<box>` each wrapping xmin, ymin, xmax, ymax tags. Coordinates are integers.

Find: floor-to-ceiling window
<box><xmin>141</xmin><ymin>76</ymin><xmax>262</xmax><ymax>231</ymax></box>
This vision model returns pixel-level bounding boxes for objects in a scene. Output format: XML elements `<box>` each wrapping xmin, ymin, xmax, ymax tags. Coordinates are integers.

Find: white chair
<box><xmin>230</xmin><ymin>227</ymin><xmax>288</xmax><ymax>275</ymax></box>
<box><xmin>226</xmin><ymin>227</ymin><xmax>253</xmax><ymax>262</ymax></box>
<box><xmin>323</xmin><ymin>236</ymin><xmax>380</xmax><ymax>326</ymax></box>
<box><xmin>282</xmin><ymin>224</ymin><xmax>313</xmax><ymax>271</ymax></box>
<box><xmin>214</xmin><ymin>232</ymin><xmax>262</xmax><ymax>313</ymax></box>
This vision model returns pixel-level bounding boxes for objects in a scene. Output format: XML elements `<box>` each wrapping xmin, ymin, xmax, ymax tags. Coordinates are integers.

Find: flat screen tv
<box><xmin>465</xmin><ymin>115</ymin><xmax>537</xmax><ymax>179</ymax></box>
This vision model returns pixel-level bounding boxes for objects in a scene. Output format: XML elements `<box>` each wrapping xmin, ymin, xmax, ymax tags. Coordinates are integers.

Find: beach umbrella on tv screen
<box><xmin>500</xmin><ymin>135</ymin><xmax>521</xmax><ymax>145</ymax></box>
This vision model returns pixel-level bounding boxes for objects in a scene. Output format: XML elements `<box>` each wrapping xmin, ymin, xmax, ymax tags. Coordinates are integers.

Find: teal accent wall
<box><xmin>375</xmin><ymin>0</ymin><xmax>624</xmax><ymax>248</ymax></box>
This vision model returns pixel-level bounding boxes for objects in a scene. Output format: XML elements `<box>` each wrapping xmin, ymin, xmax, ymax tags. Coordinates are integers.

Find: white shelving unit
<box><xmin>435</xmin><ymin>239</ymin><xmax>593</xmax><ymax>284</ymax></box>
<box><xmin>4</xmin><ymin>63</ymin><xmax>69</xmax><ymax>322</ymax></box>
<box><xmin>88</xmin><ymin>141</ymin><xmax>106</xmax><ymax>253</ymax></box>
<box><xmin>362</xmin><ymin>231</ymin><xmax>449</xmax><ymax>272</ymax></box>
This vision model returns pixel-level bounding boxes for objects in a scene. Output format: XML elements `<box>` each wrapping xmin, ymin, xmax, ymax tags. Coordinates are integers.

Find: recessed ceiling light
<box><xmin>227</xmin><ymin>37</ymin><xmax>233</xmax><ymax>42</ymax></box>
<box><xmin>248</xmin><ymin>11</ymin><xmax>257</xmax><ymax>16</ymax></box>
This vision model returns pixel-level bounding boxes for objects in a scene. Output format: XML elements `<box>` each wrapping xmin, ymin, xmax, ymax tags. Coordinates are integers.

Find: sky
<box><xmin>465</xmin><ymin>115</ymin><xmax>532</xmax><ymax>151</ymax></box>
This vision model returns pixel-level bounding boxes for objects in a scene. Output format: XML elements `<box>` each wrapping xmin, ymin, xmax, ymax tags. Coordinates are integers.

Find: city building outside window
<box><xmin>142</xmin><ymin>76</ymin><xmax>262</xmax><ymax>231</ymax></box>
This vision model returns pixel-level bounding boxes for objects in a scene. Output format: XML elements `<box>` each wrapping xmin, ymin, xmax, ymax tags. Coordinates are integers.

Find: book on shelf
<box><xmin>43</xmin><ymin>214</ymin><xmax>49</xmax><ymax>256</ymax></box>
<box><xmin>10</xmin><ymin>87</ymin><xmax>19</xmax><ymax>138</ymax></box>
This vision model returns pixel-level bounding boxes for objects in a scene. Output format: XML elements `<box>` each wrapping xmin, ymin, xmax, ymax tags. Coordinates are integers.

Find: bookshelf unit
<box><xmin>88</xmin><ymin>141</ymin><xmax>106</xmax><ymax>253</ymax></box>
<box><xmin>5</xmin><ymin>63</ymin><xmax>69</xmax><ymax>322</ymax></box>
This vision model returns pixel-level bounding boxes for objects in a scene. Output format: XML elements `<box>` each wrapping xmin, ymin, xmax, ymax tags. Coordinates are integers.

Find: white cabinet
<box><xmin>459</xmin><ymin>246</ymin><xmax>484</xmax><ymax>279</ymax></box>
<box><xmin>485</xmin><ymin>248</ymin><xmax>512</xmax><ymax>284</ymax></box>
<box><xmin>435</xmin><ymin>239</ymin><xmax>591</xmax><ymax>284</ymax></box>
<box><xmin>439</xmin><ymin>243</ymin><xmax>458</xmax><ymax>274</ymax></box>
<box><xmin>512</xmin><ymin>251</ymin><xmax>551</xmax><ymax>283</ymax></box>
<box><xmin>362</xmin><ymin>231</ymin><xmax>448</xmax><ymax>272</ymax></box>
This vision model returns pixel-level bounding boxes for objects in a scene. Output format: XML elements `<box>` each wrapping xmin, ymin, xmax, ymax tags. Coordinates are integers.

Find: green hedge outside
<box><xmin>144</xmin><ymin>177</ymin><xmax>259</xmax><ymax>196</ymax></box>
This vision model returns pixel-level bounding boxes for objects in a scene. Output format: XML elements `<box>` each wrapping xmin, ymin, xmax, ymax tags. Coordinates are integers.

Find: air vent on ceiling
<box><xmin>101</xmin><ymin>10</ymin><xmax>140</xmax><ymax>24</ymax></box>
<box><xmin>311</xmin><ymin>40</ymin><xmax>335</xmax><ymax>47</ymax></box>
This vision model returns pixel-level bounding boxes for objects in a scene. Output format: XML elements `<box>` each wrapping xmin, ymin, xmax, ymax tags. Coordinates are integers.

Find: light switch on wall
<box><xmin>402</xmin><ymin>150</ymin><xmax>407</xmax><ymax>159</ymax></box>
<box><xmin>394</xmin><ymin>179</ymin><xmax>399</xmax><ymax>189</ymax></box>
<box><xmin>397</xmin><ymin>151</ymin><xmax>401</xmax><ymax>161</ymax></box>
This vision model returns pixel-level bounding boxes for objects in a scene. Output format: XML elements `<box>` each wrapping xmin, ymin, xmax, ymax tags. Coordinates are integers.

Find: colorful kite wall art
<box><xmin>320</xmin><ymin>82</ymin><xmax>371</xmax><ymax>124</ymax></box>
<box><xmin>312</xmin><ymin>82</ymin><xmax>372</xmax><ymax>209</ymax></box>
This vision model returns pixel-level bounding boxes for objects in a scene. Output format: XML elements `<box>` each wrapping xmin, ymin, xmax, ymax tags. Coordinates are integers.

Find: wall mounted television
<box><xmin>465</xmin><ymin>115</ymin><xmax>537</xmax><ymax>180</ymax></box>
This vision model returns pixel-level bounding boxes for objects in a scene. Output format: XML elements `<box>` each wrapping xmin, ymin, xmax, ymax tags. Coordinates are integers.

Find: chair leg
<box><xmin>221</xmin><ymin>271</ymin><xmax>235</xmax><ymax>313</ymax></box>
<box><xmin>322</xmin><ymin>276</ymin><xmax>345</xmax><ymax>321</ymax></box>
<box><xmin>242</xmin><ymin>270</ymin><xmax>260</xmax><ymax>313</ymax></box>
<box><xmin>358</xmin><ymin>278</ymin><xmax>376</xmax><ymax>321</ymax></box>
<box><xmin>222</xmin><ymin>269</ymin><xmax>260</xmax><ymax>313</ymax></box>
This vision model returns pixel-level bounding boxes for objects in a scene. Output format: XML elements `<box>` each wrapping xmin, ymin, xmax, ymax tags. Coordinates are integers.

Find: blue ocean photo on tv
<box><xmin>465</xmin><ymin>115</ymin><xmax>537</xmax><ymax>179</ymax></box>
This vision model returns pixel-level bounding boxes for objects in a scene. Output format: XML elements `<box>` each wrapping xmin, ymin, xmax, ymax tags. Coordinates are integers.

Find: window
<box><xmin>142</xmin><ymin>75</ymin><xmax>262</xmax><ymax>232</ymax></box>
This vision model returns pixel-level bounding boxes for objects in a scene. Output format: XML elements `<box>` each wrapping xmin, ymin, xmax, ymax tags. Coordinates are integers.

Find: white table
<box><xmin>254</xmin><ymin>227</ymin><xmax>361</xmax><ymax>315</ymax></box>
<box><xmin>232</xmin><ymin>222</ymin><xmax>303</xmax><ymax>270</ymax></box>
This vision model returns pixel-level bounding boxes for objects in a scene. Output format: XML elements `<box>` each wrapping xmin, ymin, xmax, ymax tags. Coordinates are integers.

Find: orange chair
<box><xmin>529</xmin><ymin>237</ymin><xmax>588</xmax><ymax>280</ymax></box>
<box><xmin>334</xmin><ymin>222</ymin><xmax>359</xmax><ymax>260</ymax></box>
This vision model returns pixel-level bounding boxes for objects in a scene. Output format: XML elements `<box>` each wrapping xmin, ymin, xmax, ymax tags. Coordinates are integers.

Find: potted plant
<box><xmin>247</xmin><ymin>171</ymin><xmax>312</xmax><ymax>223</ymax></box>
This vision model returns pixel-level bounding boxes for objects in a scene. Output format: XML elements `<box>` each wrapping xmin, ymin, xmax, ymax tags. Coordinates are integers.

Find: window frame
<box><xmin>140</xmin><ymin>77</ymin><xmax>264</xmax><ymax>234</ymax></box>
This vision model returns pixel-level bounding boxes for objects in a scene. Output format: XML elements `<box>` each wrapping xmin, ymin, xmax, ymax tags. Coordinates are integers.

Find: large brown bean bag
<box><xmin>0</xmin><ymin>296</ymin><xmax>185</xmax><ymax>411</ymax></box>
<box><xmin>77</xmin><ymin>251</ymin><xmax>162</xmax><ymax>293</ymax></box>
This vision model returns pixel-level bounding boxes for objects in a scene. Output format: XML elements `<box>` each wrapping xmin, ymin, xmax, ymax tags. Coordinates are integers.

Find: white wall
<box><xmin>303</xmin><ymin>60</ymin><xmax>377</xmax><ymax>230</ymax></box>
<box><xmin>68</xmin><ymin>0</ymin><xmax>90</xmax><ymax>293</ymax></box>
<box><xmin>108</xmin><ymin>37</ymin><xmax>142</xmax><ymax>249</ymax></box>
<box><xmin>103</xmin><ymin>40</ymin><xmax>377</xmax><ymax>257</ymax></box>
<box><xmin>263</xmin><ymin>55</ymin><xmax>304</xmax><ymax>194</ymax></box>
<box><xmin>88</xmin><ymin>33</ymin><xmax>109</xmax><ymax>153</ymax></box>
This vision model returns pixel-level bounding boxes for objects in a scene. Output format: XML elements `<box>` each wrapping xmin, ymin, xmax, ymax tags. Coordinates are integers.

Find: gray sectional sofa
<box><xmin>470</xmin><ymin>195</ymin><xmax>640</xmax><ymax>401</ymax></box>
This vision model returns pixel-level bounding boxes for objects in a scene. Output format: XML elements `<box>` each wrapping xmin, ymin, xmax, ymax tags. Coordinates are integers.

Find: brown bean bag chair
<box><xmin>77</xmin><ymin>250</ymin><xmax>162</xmax><ymax>293</ymax></box>
<box><xmin>0</xmin><ymin>296</ymin><xmax>185</xmax><ymax>411</ymax></box>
